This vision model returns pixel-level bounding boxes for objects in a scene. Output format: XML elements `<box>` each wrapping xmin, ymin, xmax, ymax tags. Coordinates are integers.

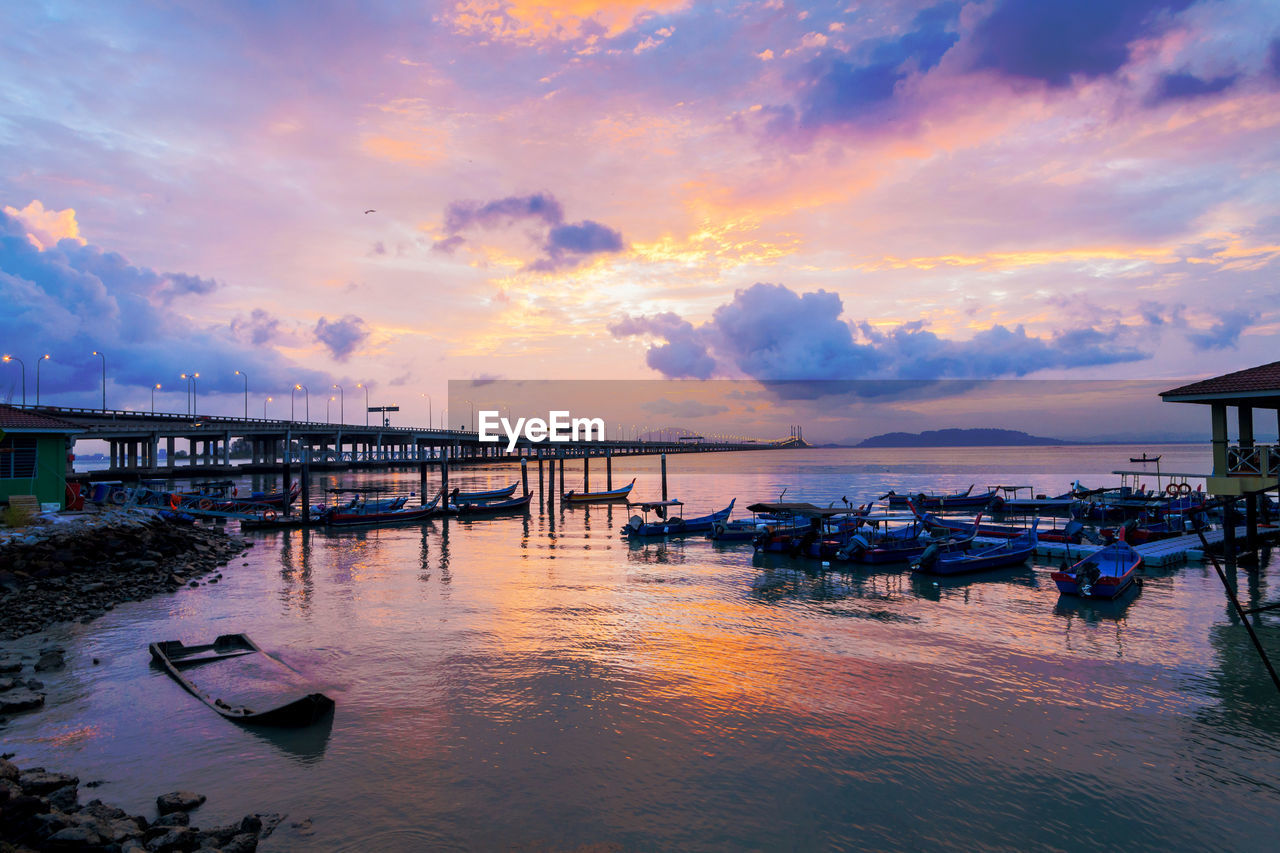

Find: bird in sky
<box><xmin>364</xmin><ymin>209</ymin><xmax>376</xmax><ymax>214</ymax></box>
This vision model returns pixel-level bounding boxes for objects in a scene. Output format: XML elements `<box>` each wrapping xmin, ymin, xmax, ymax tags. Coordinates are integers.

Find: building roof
<box><xmin>1161</xmin><ymin>361</ymin><xmax>1280</xmax><ymax>404</ymax></box>
<box><xmin>0</xmin><ymin>404</ymin><xmax>81</xmax><ymax>433</ymax></box>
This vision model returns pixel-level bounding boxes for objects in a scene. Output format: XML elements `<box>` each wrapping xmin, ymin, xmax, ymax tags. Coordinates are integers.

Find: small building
<box><xmin>1161</xmin><ymin>361</ymin><xmax>1280</xmax><ymax>554</ymax></box>
<box><xmin>0</xmin><ymin>405</ymin><xmax>80</xmax><ymax>509</ymax></box>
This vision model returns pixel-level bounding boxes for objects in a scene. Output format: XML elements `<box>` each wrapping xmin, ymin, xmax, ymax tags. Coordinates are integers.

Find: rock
<box><xmin>244</xmin><ymin>812</ymin><xmax>282</xmax><ymax>838</ymax></box>
<box><xmin>222</xmin><ymin>832</ymin><xmax>259</xmax><ymax>853</ymax></box>
<box><xmin>47</xmin><ymin>824</ymin><xmax>105</xmax><ymax>848</ymax></box>
<box><xmin>35</xmin><ymin>650</ymin><xmax>66</xmax><ymax>671</ymax></box>
<box><xmin>156</xmin><ymin>790</ymin><xmax>206</xmax><ymax>814</ymax></box>
<box><xmin>168</xmin><ymin>574</ymin><xmax>186</xmax><ymax>586</ymax></box>
<box><xmin>0</xmin><ymin>688</ymin><xmax>45</xmax><ymax>712</ymax></box>
<box><xmin>19</xmin><ymin>768</ymin><xmax>78</xmax><ymax>795</ymax></box>
<box><xmin>48</xmin><ymin>781</ymin><xmax>80</xmax><ymax>810</ymax></box>
<box><xmin>153</xmin><ymin>811</ymin><xmax>191</xmax><ymax>827</ymax></box>
<box><xmin>82</xmin><ymin>582</ymin><xmax>109</xmax><ymax>594</ymax></box>
<box><xmin>26</xmin><ymin>678</ymin><xmax>44</xmax><ymax>689</ymax></box>
<box><xmin>146</xmin><ymin>826</ymin><xmax>200</xmax><ymax>852</ymax></box>
<box><xmin>0</xmin><ymin>655</ymin><xmax>22</xmax><ymax>673</ymax></box>
<box><xmin>0</xmin><ymin>755</ymin><xmax>18</xmax><ymax>780</ymax></box>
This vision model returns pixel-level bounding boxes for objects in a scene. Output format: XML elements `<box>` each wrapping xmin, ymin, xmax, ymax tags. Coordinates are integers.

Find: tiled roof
<box><xmin>0</xmin><ymin>404</ymin><xmax>80</xmax><ymax>432</ymax></box>
<box><xmin>1161</xmin><ymin>361</ymin><xmax>1280</xmax><ymax>399</ymax></box>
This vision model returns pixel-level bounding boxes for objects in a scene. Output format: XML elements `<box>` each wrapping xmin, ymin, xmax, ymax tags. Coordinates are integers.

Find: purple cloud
<box><xmin>439</xmin><ymin>192</ymin><xmax>624</xmax><ymax>271</ymax></box>
<box><xmin>1187</xmin><ymin>309</ymin><xmax>1257</xmax><ymax>350</ymax></box>
<box><xmin>231</xmin><ymin>308</ymin><xmax>283</xmax><ymax>346</ymax></box>
<box><xmin>314</xmin><ymin>315</ymin><xmax>368</xmax><ymax>361</ymax></box>
<box><xmin>611</xmin><ymin>283</ymin><xmax>1152</xmax><ymax>391</ymax></box>
<box><xmin>970</xmin><ymin>0</ymin><xmax>1196</xmax><ymax>87</ymax></box>
<box><xmin>1149</xmin><ymin>71</ymin><xmax>1239</xmax><ymax>103</ymax></box>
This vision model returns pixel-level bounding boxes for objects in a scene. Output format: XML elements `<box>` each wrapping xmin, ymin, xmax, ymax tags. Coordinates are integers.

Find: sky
<box><xmin>1</xmin><ymin>0</ymin><xmax>1278</xmax><ymax>442</ymax></box>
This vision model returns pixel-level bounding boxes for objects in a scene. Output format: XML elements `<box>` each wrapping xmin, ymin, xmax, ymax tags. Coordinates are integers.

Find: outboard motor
<box><xmin>914</xmin><ymin>542</ymin><xmax>941</xmax><ymax>571</ymax></box>
<box><xmin>624</xmin><ymin>514</ymin><xmax>644</xmax><ymax>535</ymax></box>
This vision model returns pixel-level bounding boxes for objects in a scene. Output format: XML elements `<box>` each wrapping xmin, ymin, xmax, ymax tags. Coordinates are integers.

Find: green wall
<box><xmin>0</xmin><ymin>434</ymin><xmax>69</xmax><ymax>508</ymax></box>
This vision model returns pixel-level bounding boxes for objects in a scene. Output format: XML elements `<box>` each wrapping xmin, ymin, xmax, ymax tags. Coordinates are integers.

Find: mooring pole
<box><xmin>547</xmin><ymin>447</ymin><xmax>555</xmax><ymax>507</ymax></box>
<box><xmin>419</xmin><ymin>451</ymin><xmax>429</xmax><ymax>506</ymax></box>
<box><xmin>281</xmin><ymin>454</ymin><xmax>293</xmax><ymax>518</ymax></box>
<box><xmin>584</xmin><ymin>454</ymin><xmax>590</xmax><ymax>493</ymax></box>
<box><xmin>661</xmin><ymin>452</ymin><xmax>668</xmax><ymax>502</ymax></box>
<box><xmin>441</xmin><ymin>444</ymin><xmax>450</xmax><ymax>501</ymax></box>
<box><xmin>521</xmin><ymin>457</ymin><xmax>529</xmax><ymax>497</ymax></box>
<box><xmin>559</xmin><ymin>452</ymin><xmax>565</xmax><ymax>495</ymax></box>
<box><xmin>606</xmin><ymin>448</ymin><xmax>613</xmax><ymax>490</ymax></box>
<box><xmin>300</xmin><ymin>448</ymin><xmax>311</xmax><ymax>527</ymax></box>
<box><xmin>538</xmin><ymin>448</ymin><xmax>544</xmax><ymax>497</ymax></box>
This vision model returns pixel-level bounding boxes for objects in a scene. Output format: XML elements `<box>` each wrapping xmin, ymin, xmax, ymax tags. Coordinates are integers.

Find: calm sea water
<box><xmin>7</xmin><ymin>446</ymin><xmax>1280</xmax><ymax>851</ymax></box>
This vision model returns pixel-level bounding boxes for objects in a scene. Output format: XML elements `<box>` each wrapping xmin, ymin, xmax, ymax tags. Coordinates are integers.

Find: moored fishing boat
<box><xmin>746</xmin><ymin>502</ymin><xmax>867</xmax><ymax>557</ymax></box>
<box><xmin>1051</xmin><ymin>537</ymin><xmax>1142</xmax><ymax>598</ymax></box>
<box><xmin>622</xmin><ymin>498</ymin><xmax>736</xmax><ymax>538</ymax></box>
<box><xmin>833</xmin><ymin>513</ymin><xmax>972</xmax><ymax>565</ymax></box>
<box><xmin>564</xmin><ymin>478</ymin><xmax>635</xmax><ymax>504</ymax></box>
<box><xmin>454</xmin><ymin>491</ymin><xmax>533</xmax><ymax>516</ymax></box>
<box><xmin>914</xmin><ymin>520</ymin><xmax>1038</xmax><ymax>574</ymax></box>
<box><xmin>326</xmin><ymin>491</ymin><xmax>443</xmax><ymax>527</ymax></box>
<box><xmin>882</xmin><ymin>484</ymin><xmax>999</xmax><ymax>510</ymax></box>
<box><xmin>148</xmin><ymin>633</ymin><xmax>333</xmax><ymax>726</ymax></box>
<box><xmin>453</xmin><ymin>483</ymin><xmax>518</xmax><ymax>501</ymax></box>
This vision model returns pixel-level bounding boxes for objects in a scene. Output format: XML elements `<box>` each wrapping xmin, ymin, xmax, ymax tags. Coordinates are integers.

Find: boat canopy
<box><xmin>628</xmin><ymin>499</ymin><xmax>684</xmax><ymax>511</ymax></box>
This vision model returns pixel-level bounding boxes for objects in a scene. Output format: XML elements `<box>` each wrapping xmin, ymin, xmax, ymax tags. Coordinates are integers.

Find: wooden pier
<box><xmin>975</xmin><ymin>524</ymin><xmax>1279</xmax><ymax>568</ymax></box>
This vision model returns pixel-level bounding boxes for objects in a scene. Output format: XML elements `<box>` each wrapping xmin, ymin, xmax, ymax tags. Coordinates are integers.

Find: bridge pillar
<box><xmin>223</xmin><ymin>431</ymin><xmax>231</xmax><ymax>466</ymax></box>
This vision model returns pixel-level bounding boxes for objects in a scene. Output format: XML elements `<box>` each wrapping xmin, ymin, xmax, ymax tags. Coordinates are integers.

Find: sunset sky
<box><xmin>2</xmin><ymin>1</ymin><xmax>1278</xmax><ymax>440</ymax></box>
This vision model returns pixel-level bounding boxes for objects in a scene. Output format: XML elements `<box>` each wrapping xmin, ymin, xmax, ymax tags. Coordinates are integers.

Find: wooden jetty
<box><xmin>993</xmin><ymin>524</ymin><xmax>1277</xmax><ymax>568</ymax></box>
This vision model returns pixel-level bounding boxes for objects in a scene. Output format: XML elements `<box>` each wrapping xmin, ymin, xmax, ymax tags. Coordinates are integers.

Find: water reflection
<box><xmin>242</xmin><ymin>706</ymin><xmax>335</xmax><ymax>763</ymax></box>
<box><xmin>909</xmin><ymin>565</ymin><xmax>1038</xmax><ymax>601</ymax></box>
<box><xmin>278</xmin><ymin>528</ymin><xmax>315</xmax><ymax>615</ymax></box>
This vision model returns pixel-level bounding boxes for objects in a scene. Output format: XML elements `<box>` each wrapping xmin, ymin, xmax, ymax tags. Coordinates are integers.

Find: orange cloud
<box><xmin>361</xmin><ymin>133</ymin><xmax>446</xmax><ymax>164</ymax></box>
<box><xmin>447</xmin><ymin>0</ymin><xmax>691</xmax><ymax>42</ymax></box>
<box><xmin>3</xmin><ymin>200</ymin><xmax>85</xmax><ymax>251</ymax></box>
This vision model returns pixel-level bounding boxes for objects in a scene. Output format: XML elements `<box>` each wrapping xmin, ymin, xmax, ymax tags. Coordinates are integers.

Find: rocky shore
<box><xmin>0</xmin><ymin>511</ymin><xmax>250</xmax><ymax>642</ymax></box>
<box><xmin>1</xmin><ymin>755</ymin><xmax>284</xmax><ymax>852</ymax></box>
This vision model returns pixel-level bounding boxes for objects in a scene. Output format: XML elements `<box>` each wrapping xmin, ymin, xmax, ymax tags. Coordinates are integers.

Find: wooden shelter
<box><xmin>1161</xmin><ymin>361</ymin><xmax>1280</xmax><ymax>557</ymax></box>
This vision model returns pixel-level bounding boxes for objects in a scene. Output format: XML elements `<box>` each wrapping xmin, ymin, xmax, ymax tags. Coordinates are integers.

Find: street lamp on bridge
<box><xmin>35</xmin><ymin>354</ymin><xmax>50</xmax><ymax>405</ymax></box>
<box><xmin>151</xmin><ymin>383</ymin><xmax>161</xmax><ymax>414</ymax></box>
<box><xmin>292</xmin><ymin>384</ymin><xmax>309</xmax><ymax>422</ymax></box>
<box><xmin>264</xmin><ymin>396</ymin><xmax>273</xmax><ymax>418</ymax></box>
<box><xmin>356</xmin><ymin>383</ymin><xmax>369</xmax><ymax>426</ymax></box>
<box><xmin>332</xmin><ymin>384</ymin><xmax>343</xmax><ymax>424</ymax></box>
<box><xmin>1</xmin><ymin>355</ymin><xmax>25</xmax><ymax>405</ymax></box>
<box><xmin>234</xmin><ymin>370</ymin><xmax>249</xmax><ymax>419</ymax></box>
<box><xmin>180</xmin><ymin>372</ymin><xmax>199</xmax><ymax>416</ymax></box>
<box><xmin>420</xmin><ymin>392</ymin><xmax>432</xmax><ymax>428</ymax></box>
<box><xmin>90</xmin><ymin>350</ymin><xmax>106</xmax><ymax>410</ymax></box>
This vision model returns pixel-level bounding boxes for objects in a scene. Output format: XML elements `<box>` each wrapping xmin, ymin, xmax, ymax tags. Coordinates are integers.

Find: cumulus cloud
<box><xmin>0</xmin><ymin>205</ymin><xmax>332</xmax><ymax>402</ymax></box>
<box><xmin>2</xmin><ymin>200</ymin><xmax>85</xmax><ymax>251</ymax></box>
<box><xmin>436</xmin><ymin>191</ymin><xmax>625</xmax><ymax>271</ymax></box>
<box><xmin>611</xmin><ymin>282</ymin><xmax>1153</xmax><ymax>393</ymax></box>
<box><xmin>1187</xmin><ymin>308</ymin><xmax>1257</xmax><ymax>350</ymax></box>
<box><xmin>314</xmin><ymin>314</ymin><xmax>369</xmax><ymax>361</ymax></box>
<box><xmin>231</xmin><ymin>308</ymin><xmax>284</xmax><ymax>346</ymax></box>
<box><xmin>969</xmin><ymin>0</ymin><xmax>1196</xmax><ymax>87</ymax></box>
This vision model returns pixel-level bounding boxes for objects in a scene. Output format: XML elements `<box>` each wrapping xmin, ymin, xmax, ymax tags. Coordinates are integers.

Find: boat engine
<box><xmin>625</xmin><ymin>514</ymin><xmax>644</xmax><ymax>534</ymax></box>
<box><xmin>915</xmin><ymin>543</ymin><xmax>941</xmax><ymax>570</ymax></box>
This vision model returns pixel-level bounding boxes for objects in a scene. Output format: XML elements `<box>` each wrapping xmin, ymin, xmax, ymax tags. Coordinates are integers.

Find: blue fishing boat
<box><xmin>1051</xmin><ymin>538</ymin><xmax>1142</xmax><ymax>598</ymax></box>
<box><xmin>882</xmin><ymin>484</ymin><xmax>998</xmax><ymax>510</ymax></box>
<box><xmin>453</xmin><ymin>483</ymin><xmax>518</xmax><ymax>501</ymax></box>
<box><xmin>622</xmin><ymin>498</ymin><xmax>736</xmax><ymax>538</ymax></box>
<box><xmin>454</xmin><ymin>491</ymin><xmax>533</xmax><ymax>516</ymax></box>
<box><xmin>914</xmin><ymin>520</ymin><xmax>1039</xmax><ymax>574</ymax></box>
<box><xmin>833</xmin><ymin>514</ymin><xmax>972</xmax><ymax>565</ymax></box>
<box><xmin>326</xmin><ymin>491</ymin><xmax>443</xmax><ymax>527</ymax></box>
<box><xmin>746</xmin><ymin>503</ymin><xmax>867</xmax><ymax>557</ymax></box>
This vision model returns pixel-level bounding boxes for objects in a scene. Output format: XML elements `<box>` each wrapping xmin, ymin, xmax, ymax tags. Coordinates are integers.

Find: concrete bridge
<box><xmin>14</xmin><ymin>405</ymin><xmax>806</xmax><ymax>479</ymax></box>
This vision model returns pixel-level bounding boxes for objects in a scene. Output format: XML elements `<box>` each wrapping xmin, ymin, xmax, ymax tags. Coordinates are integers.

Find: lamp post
<box><xmin>2</xmin><ymin>355</ymin><xmax>25</xmax><ymax>405</ymax></box>
<box><xmin>35</xmin><ymin>354</ymin><xmax>50</xmax><ymax>405</ymax></box>
<box><xmin>151</xmin><ymin>383</ymin><xmax>161</xmax><ymax>413</ymax></box>
<box><xmin>421</xmin><ymin>392</ymin><xmax>432</xmax><ymax>429</ymax></box>
<box><xmin>441</xmin><ymin>409</ymin><xmax>447</xmax><ymax>430</ymax></box>
<box><xmin>293</xmin><ymin>384</ymin><xmax>309</xmax><ymax>422</ymax></box>
<box><xmin>264</xmin><ymin>396</ymin><xmax>273</xmax><ymax>418</ymax></box>
<box><xmin>235</xmin><ymin>370</ymin><xmax>249</xmax><ymax>419</ymax></box>
<box><xmin>91</xmin><ymin>350</ymin><xmax>106</xmax><ymax>410</ymax></box>
<box><xmin>465</xmin><ymin>399</ymin><xmax>474</xmax><ymax>431</ymax></box>
<box><xmin>327</xmin><ymin>395</ymin><xmax>334</xmax><ymax>424</ymax></box>
<box><xmin>356</xmin><ymin>383</ymin><xmax>369</xmax><ymax>426</ymax></box>
<box><xmin>180</xmin><ymin>372</ymin><xmax>199</xmax><ymax>416</ymax></box>
<box><xmin>332</xmin><ymin>384</ymin><xmax>344</xmax><ymax>424</ymax></box>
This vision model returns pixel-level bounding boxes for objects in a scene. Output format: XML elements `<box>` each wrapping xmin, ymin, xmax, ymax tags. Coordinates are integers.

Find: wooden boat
<box><xmin>914</xmin><ymin>520</ymin><xmax>1038</xmax><ymax>574</ymax></box>
<box><xmin>454</xmin><ymin>492</ymin><xmax>533</xmax><ymax>516</ymax></box>
<box><xmin>453</xmin><ymin>483</ymin><xmax>518</xmax><ymax>501</ymax></box>
<box><xmin>148</xmin><ymin>634</ymin><xmax>333</xmax><ymax>726</ymax></box>
<box><xmin>746</xmin><ymin>502</ymin><xmax>868</xmax><ymax>557</ymax></box>
<box><xmin>564</xmin><ymin>478</ymin><xmax>635</xmax><ymax>504</ymax></box>
<box><xmin>622</xmin><ymin>498</ymin><xmax>736</xmax><ymax>538</ymax></box>
<box><xmin>882</xmin><ymin>484</ymin><xmax>999</xmax><ymax>510</ymax></box>
<box><xmin>834</xmin><ymin>514</ymin><xmax>973</xmax><ymax>565</ymax></box>
<box><xmin>326</xmin><ymin>492</ymin><xmax>442</xmax><ymax>527</ymax></box>
<box><xmin>1130</xmin><ymin>454</ymin><xmax>1161</xmax><ymax>463</ymax></box>
<box><xmin>1051</xmin><ymin>537</ymin><xmax>1142</xmax><ymax>598</ymax></box>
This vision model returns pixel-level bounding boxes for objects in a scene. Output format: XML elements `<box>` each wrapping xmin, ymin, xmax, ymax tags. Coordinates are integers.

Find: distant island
<box><xmin>856</xmin><ymin>428</ymin><xmax>1079</xmax><ymax>448</ymax></box>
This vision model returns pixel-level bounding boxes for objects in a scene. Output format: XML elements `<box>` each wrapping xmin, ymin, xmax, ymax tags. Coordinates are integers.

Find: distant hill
<box><xmin>856</xmin><ymin>428</ymin><xmax>1078</xmax><ymax>448</ymax></box>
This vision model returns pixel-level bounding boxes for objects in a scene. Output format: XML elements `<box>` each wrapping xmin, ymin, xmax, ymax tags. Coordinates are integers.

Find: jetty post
<box><xmin>547</xmin><ymin>447</ymin><xmax>556</xmax><ymax>507</ymax></box>
<box><xmin>558</xmin><ymin>451</ymin><xmax>565</xmax><ymax>495</ymax></box>
<box><xmin>419</xmin><ymin>449</ymin><xmax>429</xmax><ymax>506</ymax></box>
<box><xmin>300</xmin><ymin>450</ymin><xmax>311</xmax><ymax>527</ymax></box>
<box><xmin>521</xmin><ymin>456</ymin><xmax>529</xmax><ymax>496</ymax></box>
<box><xmin>606</xmin><ymin>448</ymin><xmax>612</xmax><ymax>490</ymax></box>
<box><xmin>537</xmin><ymin>448</ymin><xmax>544</xmax><ymax>497</ymax></box>
<box><xmin>661</xmin><ymin>452</ymin><xmax>668</xmax><ymax>501</ymax></box>
<box><xmin>440</xmin><ymin>444</ymin><xmax>450</xmax><ymax>501</ymax></box>
<box><xmin>281</xmin><ymin>453</ymin><xmax>293</xmax><ymax>518</ymax></box>
<box><xmin>584</xmin><ymin>455</ymin><xmax>590</xmax><ymax>493</ymax></box>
